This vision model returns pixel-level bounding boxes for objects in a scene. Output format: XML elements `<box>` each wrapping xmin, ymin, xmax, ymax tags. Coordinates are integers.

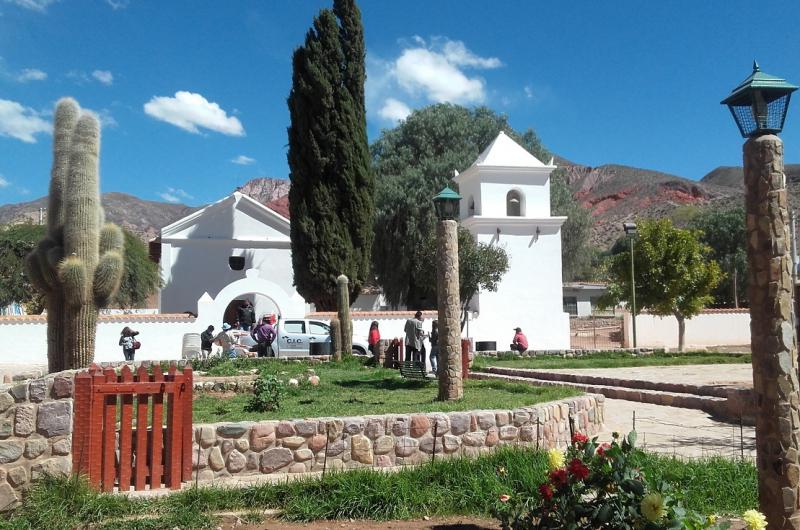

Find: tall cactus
<box><xmin>26</xmin><ymin>98</ymin><xmax>124</xmax><ymax>370</ymax></box>
<box><xmin>336</xmin><ymin>274</ymin><xmax>352</xmax><ymax>359</ymax></box>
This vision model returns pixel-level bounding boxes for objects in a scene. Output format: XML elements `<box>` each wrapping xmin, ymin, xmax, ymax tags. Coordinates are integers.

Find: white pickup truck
<box><xmin>239</xmin><ymin>318</ymin><xmax>369</xmax><ymax>358</ymax></box>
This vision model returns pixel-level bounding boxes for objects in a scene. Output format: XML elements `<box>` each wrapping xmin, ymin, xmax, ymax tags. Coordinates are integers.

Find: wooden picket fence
<box><xmin>72</xmin><ymin>363</ymin><xmax>193</xmax><ymax>492</ymax></box>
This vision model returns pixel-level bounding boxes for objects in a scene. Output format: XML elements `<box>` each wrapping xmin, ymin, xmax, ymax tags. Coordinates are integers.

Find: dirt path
<box><xmin>224</xmin><ymin>516</ymin><xmax>498</xmax><ymax>530</ymax></box>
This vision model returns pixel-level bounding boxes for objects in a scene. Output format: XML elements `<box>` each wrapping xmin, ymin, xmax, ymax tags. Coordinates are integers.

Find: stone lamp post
<box><xmin>722</xmin><ymin>61</ymin><xmax>800</xmax><ymax>529</ymax></box>
<box><xmin>433</xmin><ymin>186</ymin><xmax>463</xmax><ymax>401</ymax></box>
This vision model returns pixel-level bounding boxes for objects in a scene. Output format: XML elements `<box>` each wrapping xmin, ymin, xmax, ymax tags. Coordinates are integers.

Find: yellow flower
<box><xmin>640</xmin><ymin>493</ymin><xmax>665</xmax><ymax>522</ymax></box>
<box><xmin>547</xmin><ymin>448</ymin><xmax>565</xmax><ymax>470</ymax></box>
<box><xmin>707</xmin><ymin>514</ymin><xmax>718</xmax><ymax>524</ymax></box>
<box><xmin>742</xmin><ymin>510</ymin><xmax>767</xmax><ymax>530</ymax></box>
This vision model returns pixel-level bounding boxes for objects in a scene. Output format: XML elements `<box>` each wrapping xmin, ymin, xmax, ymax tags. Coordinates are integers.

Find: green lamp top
<box><xmin>433</xmin><ymin>186</ymin><xmax>462</xmax><ymax>202</ymax></box>
<box><xmin>721</xmin><ymin>61</ymin><xmax>798</xmax><ymax>106</ymax></box>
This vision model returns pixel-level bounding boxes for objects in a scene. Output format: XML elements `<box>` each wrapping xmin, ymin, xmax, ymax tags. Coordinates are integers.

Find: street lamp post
<box><xmin>433</xmin><ymin>186</ymin><xmax>463</xmax><ymax>401</ymax></box>
<box><xmin>623</xmin><ymin>222</ymin><xmax>638</xmax><ymax>348</ymax></box>
<box><xmin>722</xmin><ymin>61</ymin><xmax>799</xmax><ymax>529</ymax></box>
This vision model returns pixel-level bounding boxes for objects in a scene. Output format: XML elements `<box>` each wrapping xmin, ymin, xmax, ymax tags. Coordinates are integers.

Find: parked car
<box><xmin>234</xmin><ymin>319</ymin><xmax>369</xmax><ymax>357</ymax></box>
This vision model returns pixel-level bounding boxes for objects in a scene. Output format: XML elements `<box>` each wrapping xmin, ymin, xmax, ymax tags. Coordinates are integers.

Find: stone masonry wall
<box><xmin>0</xmin><ymin>370</ymin><xmax>75</xmax><ymax>511</ymax></box>
<box><xmin>191</xmin><ymin>395</ymin><xmax>604</xmax><ymax>480</ymax></box>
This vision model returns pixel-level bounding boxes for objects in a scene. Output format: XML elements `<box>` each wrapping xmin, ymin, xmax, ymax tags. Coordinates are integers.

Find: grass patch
<box><xmin>194</xmin><ymin>356</ymin><xmax>579</xmax><ymax>422</ymax></box>
<box><xmin>1</xmin><ymin>448</ymin><xmax>756</xmax><ymax>529</ymax></box>
<box><xmin>472</xmin><ymin>350</ymin><xmax>752</xmax><ymax>371</ymax></box>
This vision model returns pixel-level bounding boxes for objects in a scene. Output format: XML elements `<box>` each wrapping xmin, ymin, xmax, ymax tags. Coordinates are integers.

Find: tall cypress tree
<box><xmin>287</xmin><ymin>1</ymin><xmax>372</xmax><ymax>310</ymax></box>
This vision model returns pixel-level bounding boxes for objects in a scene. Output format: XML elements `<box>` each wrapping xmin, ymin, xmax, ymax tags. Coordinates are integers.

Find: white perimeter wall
<box><xmin>623</xmin><ymin>310</ymin><xmax>751</xmax><ymax>349</ymax></box>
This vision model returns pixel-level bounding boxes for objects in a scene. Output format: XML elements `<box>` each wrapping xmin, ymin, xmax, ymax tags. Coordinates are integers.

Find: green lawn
<box><xmin>192</xmin><ymin>357</ymin><xmax>580</xmax><ymax>422</ymax></box>
<box><xmin>3</xmin><ymin>448</ymin><xmax>756</xmax><ymax>529</ymax></box>
<box><xmin>472</xmin><ymin>350</ymin><xmax>752</xmax><ymax>371</ymax></box>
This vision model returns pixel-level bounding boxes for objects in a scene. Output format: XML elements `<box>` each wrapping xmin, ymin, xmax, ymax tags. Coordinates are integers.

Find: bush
<box><xmin>245</xmin><ymin>374</ymin><xmax>284</xmax><ymax>412</ymax></box>
<box><xmin>495</xmin><ymin>432</ymin><xmax>739</xmax><ymax>530</ymax></box>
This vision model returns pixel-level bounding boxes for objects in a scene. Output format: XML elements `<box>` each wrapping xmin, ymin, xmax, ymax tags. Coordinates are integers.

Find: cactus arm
<box><xmin>25</xmin><ymin>251</ymin><xmax>51</xmax><ymax>293</ymax></box>
<box><xmin>58</xmin><ymin>256</ymin><xmax>88</xmax><ymax>308</ymax></box>
<box><xmin>47</xmin><ymin>98</ymin><xmax>79</xmax><ymax>233</ymax></box>
<box><xmin>93</xmin><ymin>250</ymin><xmax>124</xmax><ymax>306</ymax></box>
<box><xmin>99</xmin><ymin>223</ymin><xmax>123</xmax><ymax>254</ymax></box>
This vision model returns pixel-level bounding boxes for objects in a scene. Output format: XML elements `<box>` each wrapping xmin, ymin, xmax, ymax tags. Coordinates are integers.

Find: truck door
<box><xmin>279</xmin><ymin>320</ymin><xmax>308</xmax><ymax>357</ymax></box>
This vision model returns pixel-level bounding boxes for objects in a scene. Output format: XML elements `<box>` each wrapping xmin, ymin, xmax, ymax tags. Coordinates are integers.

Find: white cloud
<box><xmin>158</xmin><ymin>187</ymin><xmax>192</xmax><ymax>203</ymax></box>
<box><xmin>0</xmin><ymin>175</ymin><xmax>10</xmax><ymax>188</ymax></box>
<box><xmin>3</xmin><ymin>0</ymin><xmax>59</xmax><ymax>12</ymax></box>
<box><xmin>524</xmin><ymin>86</ymin><xmax>534</xmax><ymax>99</ymax></box>
<box><xmin>231</xmin><ymin>155</ymin><xmax>255</xmax><ymax>165</ymax></box>
<box><xmin>0</xmin><ymin>99</ymin><xmax>50</xmax><ymax>143</ymax></box>
<box><xmin>16</xmin><ymin>68</ymin><xmax>46</xmax><ymax>82</ymax></box>
<box><xmin>105</xmin><ymin>0</ymin><xmax>129</xmax><ymax>9</ymax></box>
<box><xmin>378</xmin><ymin>98</ymin><xmax>411</xmax><ymax>123</ymax></box>
<box><xmin>366</xmin><ymin>37</ymin><xmax>502</xmax><ymax>124</ymax></box>
<box><xmin>144</xmin><ymin>91</ymin><xmax>244</xmax><ymax>136</ymax></box>
<box><xmin>92</xmin><ymin>70</ymin><xmax>113</xmax><ymax>86</ymax></box>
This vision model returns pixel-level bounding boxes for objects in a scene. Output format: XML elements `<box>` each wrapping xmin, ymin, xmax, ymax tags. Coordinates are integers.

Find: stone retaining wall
<box><xmin>191</xmin><ymin>395</ymin><xmax>604</xmax><ymax>480</ymax></box>
<box><xmin>0</xmin><ymin>370</ymin><xmax>75</xmax><ymax>510</ymax></box>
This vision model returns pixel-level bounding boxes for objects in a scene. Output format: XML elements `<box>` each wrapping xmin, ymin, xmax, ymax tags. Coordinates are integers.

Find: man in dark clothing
<box><xmin>237</xmin><ymin>300</ymin><xmax>256</xmax><ymax>331</ymax></box>
<box><xmin>200</xmin><ymin>325</ymin><xmax>215</xmax><ymax>359</ymax></box>
<box><xmin>251</xmin><ymin>316</ymin><xmax>276</xmax><ymax>358</ymax></box>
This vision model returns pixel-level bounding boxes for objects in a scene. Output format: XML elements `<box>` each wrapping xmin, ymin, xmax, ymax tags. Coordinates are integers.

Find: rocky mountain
<box><xmin>237</xmin><ymin>177</ymin><xmax>290</xmax><ymax>204</ymax></box>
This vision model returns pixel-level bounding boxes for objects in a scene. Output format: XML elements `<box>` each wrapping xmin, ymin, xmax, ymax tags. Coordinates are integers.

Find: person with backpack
<box><xmin>200</xmin><ymin>325</ymin><xmax>215</xmax><ymax>359</ymax></box>
<box><xmin>119</xmin><ymin>326</ymin><xmax>140</xmax><ymax>361</ymax></box>
<box><xmin>251</xmin><ymin>316</ymin><xmax>276</xmax><ymax>358</ymax></box>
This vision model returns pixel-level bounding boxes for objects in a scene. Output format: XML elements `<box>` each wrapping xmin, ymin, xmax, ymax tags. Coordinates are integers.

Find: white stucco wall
<box><xmin>623</xmin><ymin>310</ymin><xmax>751</xmax><ymax>349</ymax></box>
<box><xmin>563</xmin><ymin>285</ymin><xmax>607</xmax><ymax>317</ymax></box>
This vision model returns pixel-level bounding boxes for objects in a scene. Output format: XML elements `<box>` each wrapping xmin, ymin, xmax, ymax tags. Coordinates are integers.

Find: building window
<box><xmin>468</xmin><ymin>196</ymin><xmax>475</xmax><ymax>216</ymax></box>
<box><xmin>563</xmin><ymin>296</ymin><xmax>578</xmax><ymax>316</ymax></box>
<box><xmin>229</xmin><ymin>256</ymin><xmax>245</xmax><ymax>271</ymax></box>
<box><xmin>507</xmin><ymin>190</ymin><xmax>523</xmax><ymax>216</ymax></box>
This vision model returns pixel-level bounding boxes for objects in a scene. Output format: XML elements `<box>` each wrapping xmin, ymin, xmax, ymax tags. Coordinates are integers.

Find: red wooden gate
<box><xmin>72</xmin><ymin>363</ymin><xmax>193</xmax><ymax>492</ymax></box>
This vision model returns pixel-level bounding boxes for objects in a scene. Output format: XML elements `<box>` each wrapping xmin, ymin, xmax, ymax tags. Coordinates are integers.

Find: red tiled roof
<box><xmin>307</xmin><ymin>310</ymin><xmax>438</xmax><ymax>319</ymax></box>
<box><xmin>0</xmin><ymin>313</ymin><xmax>196</xmax><ymax>324</ymax></box>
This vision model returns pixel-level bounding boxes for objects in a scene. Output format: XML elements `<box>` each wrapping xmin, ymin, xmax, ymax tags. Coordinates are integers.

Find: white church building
<box><xmin>454</xmin><ymin>131</ymin><xmax>570</xmax><ymax>349</ymax></box>
<box><xmin>155</xmin><ymin>131</ymin><xmax>570</xmax><ymax>350</ymax></box>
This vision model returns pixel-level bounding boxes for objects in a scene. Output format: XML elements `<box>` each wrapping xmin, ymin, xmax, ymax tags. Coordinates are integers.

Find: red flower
<box><xmin>568</xmin><ymin>458</ymin><xmax>590</xmax><ymax>481</ymax></box>
<box><xmin>596</xmin><ymin>442</ymin><xmax>612</xmax><ymax>458</ymax></box>
<box><xmin>499</xmin><ymin>494</ymin><xmax>510</xmax><ymax>503</ymax></box>
<box><xmin>571</xmin><ymin>432</ymin><xmax>588</xmax><ymax>445</ymax></box>
<box><xmin>538</xmin><ymin>483</ymin><xmax>554</xmax><ymax>501</ymax></box>
<box><xmin>549</xmin><ymin>468</ymin><xmax>569</xmax><ymax>488</ymax></box>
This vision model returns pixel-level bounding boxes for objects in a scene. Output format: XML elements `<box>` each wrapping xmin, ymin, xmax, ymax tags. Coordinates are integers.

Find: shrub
<box><xmin>245</xmin><ymin>374</ymin><xmax>284</xmax><ymax>412</ymax></box>
<box><xmin>495</xmin><ymin>432</ymin><xmax>738</xmax><ymax>530</ymax></box>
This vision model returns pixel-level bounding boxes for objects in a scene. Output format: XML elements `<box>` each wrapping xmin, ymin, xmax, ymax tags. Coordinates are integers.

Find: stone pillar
<box><xmin>436</xmin><ymin>220</ymin><xmax>463</xmax><ymax>401</ymax></box>
<box><xmin>744</xmin><ymin>134</ymin><xmax>800</xmax><ymax>529</ymax></box>
<box><xmin>336</xmin><ymin>275</ymin><xmax>351</xmax><ymax>359</ymax></box>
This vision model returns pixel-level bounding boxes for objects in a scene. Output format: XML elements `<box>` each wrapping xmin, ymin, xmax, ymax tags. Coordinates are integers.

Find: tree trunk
<box><xmin>436</xmin><ymin>220</ymin><xmax>463</xmax><ymax>401</ymax></box>
<box><xmin>743</xmin><ymin>134</ymin><xmax>800</xmax><ymax>529</ymax></box>
<box><xmin>675</xmin><ymin>313</ymin><xmax>685</xmax><ymax>353</ymax></box>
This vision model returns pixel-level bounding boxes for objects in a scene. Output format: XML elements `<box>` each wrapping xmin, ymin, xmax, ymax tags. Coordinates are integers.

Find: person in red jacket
<box><xmin>511</xmin><ymin>327</ymin><xmax>528</xmax><ymax>353</ymax></box>
<box><xmin>368</xmin><ymin>321</ymin><xmax>380</xmax><ymax>356</ymax></box>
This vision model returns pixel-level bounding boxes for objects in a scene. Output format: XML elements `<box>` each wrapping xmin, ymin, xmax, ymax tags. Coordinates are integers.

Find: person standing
<box><xmin>200</xmin><ymin>325</ymin><xmax>215</xmax><ymax>359</ymax></box>
<box><xmin>237</xmin><ymin>300</ymin><xmax>256</xmax><ymax>332</ymax></box>
<box><xmin>511</xmin><ymin>327</ymin><xmax>528</xmax><ymax>354</ymax></box>
<box><xmin>251</xmin><ymin>316</ymin><xmax>277</xmax><ymax>358</ymax></box>
<box><xmin>119</xmin><ymin>326</ymin><xmax>139</xmax><ymax>361</ymax></box>
<box><xmin>215</xmin><ymin>323</ymin><xmax>237</xmax><ymax>358</ymax></box>
<box><xmin>429</xmin><ymin>320</ymin><xmax>439</xmax><ymax>375</ymax></box>
<box><xmin>368</xmin><ymin>321</ymin><xmax>381</xmax><ymax>357</ymax></box>
<box><xmin>404</xmin><ymin>311</ymin><xmax>424</xmax><ymax>364</ymax></box>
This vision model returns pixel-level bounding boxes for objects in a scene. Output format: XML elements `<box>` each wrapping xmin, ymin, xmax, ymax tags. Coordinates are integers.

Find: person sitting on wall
<box><xmin>251</xmin><ymin>316</ymin><xmax>277</xmax><ymax>358</ymax></box>
<box><xmin>200</xmin><ymin>325</ymin><xmax>215</xmax><ymax>360</ymax></box>
<box><xmin>511</xmin><ymin>327</ymin><xmax>528</xmax><ymax>354</ymax></box>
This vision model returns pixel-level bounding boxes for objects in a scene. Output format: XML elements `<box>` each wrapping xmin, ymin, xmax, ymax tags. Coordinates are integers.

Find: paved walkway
<box><xmin>549</xmin><ymin>364</ymin><xmax>752</xmax><ymax>388</ymax></box>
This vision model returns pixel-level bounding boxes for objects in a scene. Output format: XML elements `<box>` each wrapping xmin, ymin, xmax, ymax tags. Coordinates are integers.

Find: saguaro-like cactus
<box><xmin>329</xmin><ymin>317</ymin><xmax>342</xmax><ymax>361</ymax></box>
<box><xmin>336</xmin><ymin>274</ymin><xmax>352</xmax><ymax>359</ymax></box>
<box><xmin>26</xmin><ymin>98</ymin><xmax>124</xmax><ymax>370</ymax></box>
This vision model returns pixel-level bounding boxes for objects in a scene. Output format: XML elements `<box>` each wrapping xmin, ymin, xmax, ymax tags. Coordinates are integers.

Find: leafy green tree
<box><xmin>690</xmin><ymin>206</ymin><xmax>746</xmax><ymax>308</ymax></box>
<box><xmin>287</xmin><ymin>0</ymin><xmax>373</xmax><ymax>310</ymax></box>
<box><xmin>0</xmin><ymin>223</ymin><xmax>46</xmax><ymax>313</ymax></box>
<box><xmin>414</xmin><ymin>227</ymin><xmax>509</xmax><ymax>324</ymax></box>
<box><xmin>0</xmin><ymin>223</ymin><xmax>159</xmax><ymax>311</ymax></box>
<box><xmin>550</xmin><ymin>169</ymin><xmax>593</xmax><ymax>280</ymax></box>
<box><xmin>372</xmin><ymin>103</ymin><xmax>592</xmax><ymax>307</ymax></box>
<box><xmin>600</xmin><ymin>219</ymin><xmax>722</xmax><ymax>351</ymax></box>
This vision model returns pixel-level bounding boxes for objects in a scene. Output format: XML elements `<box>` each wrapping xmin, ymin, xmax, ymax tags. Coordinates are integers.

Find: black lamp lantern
<box><xmin>432</xmin><ymin>186</ymin><xmax>462</xmax><ymax>221</ymax></box>
<box><xmin>622</xmin><ymin>222</ymin><xmax>637</xmax><ymax>238</ymax></box>
<box><xmin>721</xmin><ymin>61</ymin><xmax>798</xmax><ymax>138</ymax></box>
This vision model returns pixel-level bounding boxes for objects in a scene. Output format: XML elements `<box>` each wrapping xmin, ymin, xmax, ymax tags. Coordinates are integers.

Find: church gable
<box><xmin>161</xmin><ymin>192</ymin><xmax>290</xmax><ymax>242</ymax></box>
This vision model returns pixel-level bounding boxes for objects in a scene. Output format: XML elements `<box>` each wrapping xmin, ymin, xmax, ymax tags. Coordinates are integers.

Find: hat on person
<box><xmin>222</xmin><ymin>323</ymin><xmax>231</xmax><ymax>331</ymax></box>
<box><xmin>514</xmin><ymin>327</ymin><xmax>522</xmax><ymax>332</ymax></box>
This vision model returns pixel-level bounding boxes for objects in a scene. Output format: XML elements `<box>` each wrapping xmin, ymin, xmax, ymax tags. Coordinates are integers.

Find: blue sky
<box><xmin>1</xmin><ymin>0</ymin><xmax>799</xmax><ymax>206</ymax></box>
